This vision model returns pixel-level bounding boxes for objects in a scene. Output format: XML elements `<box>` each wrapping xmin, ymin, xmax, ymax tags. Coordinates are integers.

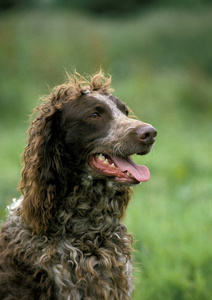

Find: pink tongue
<box><xmin>112</xmin><ymin>156</ymin><xmax>150</xmax><ymax>182</ymax></box>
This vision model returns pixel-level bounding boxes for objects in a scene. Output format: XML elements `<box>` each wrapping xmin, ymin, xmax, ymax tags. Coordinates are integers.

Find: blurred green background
<box><xmin>0</xmin><ymin>0</ymin><xmax>212</xmax><ymax>299</ymax></box>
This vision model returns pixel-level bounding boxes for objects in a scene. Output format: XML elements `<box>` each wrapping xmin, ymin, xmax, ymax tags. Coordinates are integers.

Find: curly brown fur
<box><xmin>0</xmin><ymin>71</ymin><xmax>156</xmax><ymax>300</ymax></box>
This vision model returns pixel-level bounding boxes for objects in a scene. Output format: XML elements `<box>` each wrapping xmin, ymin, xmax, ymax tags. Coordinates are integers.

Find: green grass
<box><xmin>0</xmin><ymin>7</ymin><xmax>212</xmax><ymax>299</ymax></box>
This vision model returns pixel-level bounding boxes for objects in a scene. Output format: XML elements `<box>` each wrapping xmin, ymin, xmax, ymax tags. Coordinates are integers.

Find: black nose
<box><xmin>136</xmin><ymin>125</ymin><xmax>157</xmax><ymax>145</ymax></box>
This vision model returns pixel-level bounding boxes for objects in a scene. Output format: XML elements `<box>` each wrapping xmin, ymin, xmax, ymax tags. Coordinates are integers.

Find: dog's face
<box><xmin>61</xmin><ymin>91</ymin><xmax>157</xmax><ymax>185</ymax></box>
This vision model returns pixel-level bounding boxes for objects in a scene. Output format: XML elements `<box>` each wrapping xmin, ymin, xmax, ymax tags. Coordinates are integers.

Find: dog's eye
<box><xmin>91</xmin><ymin>112</ymin><xmax>101</xmax><ymax>119</ymax></box>
<box><xmin>125</xmin><ymin>109</ymin><xmax>129</xmax><ymax>117</ymax></box>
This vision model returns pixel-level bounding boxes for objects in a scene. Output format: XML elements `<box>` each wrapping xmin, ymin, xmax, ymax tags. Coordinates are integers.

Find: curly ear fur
<box><xmin>19</xmin><ymin>71</ymin><xmax>112</xmax><ymax>234</ymax></box>
<box><xmin>19</xmin><ymin>103</ymin><xmax>63</xmax><ymax>234</ymax></box>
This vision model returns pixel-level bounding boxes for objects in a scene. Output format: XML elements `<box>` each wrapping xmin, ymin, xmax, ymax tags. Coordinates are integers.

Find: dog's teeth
<box><xmin>98</xmin><ymin>154</ymin><xmax>105</xmax><ymax>161</ymax></box>
<box><xmin>127</xmin><ymin>171</ymin><xmax>131</xmax><ymax>177</ymax></box>
<box><xmin>96</xmin><ymin>154</ymin><xmax>113</xmax><ymax>165</ymax></box>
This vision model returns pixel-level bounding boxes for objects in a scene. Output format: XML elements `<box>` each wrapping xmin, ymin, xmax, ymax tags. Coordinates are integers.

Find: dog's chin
<box><xmin>88</xmin><ymin>153</ymin><xmax>150</xmax><ymax>185</ymax></box>
<box><xmin>113</xmin><ymin>176</ymin><xmax>140</xmax><ymax>186</ymax></box>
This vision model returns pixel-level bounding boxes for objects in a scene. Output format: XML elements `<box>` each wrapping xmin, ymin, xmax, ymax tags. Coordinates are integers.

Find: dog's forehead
<box><xmin>93</xmin><ymin>93</ymin><xmax>126</xmax><ymax>116</ymax></box>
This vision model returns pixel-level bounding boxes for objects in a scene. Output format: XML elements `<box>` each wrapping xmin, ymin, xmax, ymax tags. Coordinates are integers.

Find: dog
<box><xmin>0</xmin><ymin>71</ymin><xmax>157</xmax><ymax>300</ymax></box>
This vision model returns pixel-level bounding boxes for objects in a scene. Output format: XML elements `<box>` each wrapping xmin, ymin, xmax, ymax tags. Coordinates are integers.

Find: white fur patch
<box><xmin>6</xmin><ymin>197</ymin><xmax>23</xmax><ymax>214</ymax></box>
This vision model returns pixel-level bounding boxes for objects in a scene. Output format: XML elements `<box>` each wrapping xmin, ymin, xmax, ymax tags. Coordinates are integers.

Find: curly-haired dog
<box><xmin>0</xmin><ymin>72</ymin><xmax>157</xmax><ymax>300</ymax></box>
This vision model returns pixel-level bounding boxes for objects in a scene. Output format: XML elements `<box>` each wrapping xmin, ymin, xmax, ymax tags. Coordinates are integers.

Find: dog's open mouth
<box><xmin>89</xmin><ymin>154</ymin><xmax>150</xmax><ymax>184</ymax></box>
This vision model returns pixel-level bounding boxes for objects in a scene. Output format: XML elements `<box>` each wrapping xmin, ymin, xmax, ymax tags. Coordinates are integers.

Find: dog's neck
<box><xmin>51</xmin><ymin>179</ymin><xmax>132</xmax><ymax>237</ymax></box>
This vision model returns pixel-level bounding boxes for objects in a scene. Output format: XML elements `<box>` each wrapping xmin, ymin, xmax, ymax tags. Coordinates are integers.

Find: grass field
<box><xmin>0</xmin><ymin>7</ymin><xmax>212</xmax><ymax>299</ymax></box>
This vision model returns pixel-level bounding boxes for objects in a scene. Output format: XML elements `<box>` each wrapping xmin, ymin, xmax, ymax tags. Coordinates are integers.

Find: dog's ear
<box><xmin>19</xmin><ymin>103</ymin><xmax>64</xmax><ymax>234</ymax></box>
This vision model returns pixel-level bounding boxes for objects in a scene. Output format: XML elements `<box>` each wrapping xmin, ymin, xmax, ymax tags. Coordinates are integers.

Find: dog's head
<box><xmin>19</xmin><ymin>71</ymin><xmax>157</xmax><ymax>233</ymax></box>
<box><xmin>62</xmin><ymin>91</ymin><xmax>157</xmax><ymax>185</ymax></box>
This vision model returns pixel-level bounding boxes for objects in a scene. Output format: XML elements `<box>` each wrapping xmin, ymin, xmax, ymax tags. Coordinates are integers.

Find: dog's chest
<box><xmin>52</xmin><ymin>233</ymin><xmax>133</xmax><ymax>299</ymax></box>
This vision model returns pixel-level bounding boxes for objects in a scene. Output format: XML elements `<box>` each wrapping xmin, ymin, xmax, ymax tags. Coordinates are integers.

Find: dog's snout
<box><xmin>136</xmin><ymin>125</ymin><xmax>157</xmax><ymax>145</ymax></box>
